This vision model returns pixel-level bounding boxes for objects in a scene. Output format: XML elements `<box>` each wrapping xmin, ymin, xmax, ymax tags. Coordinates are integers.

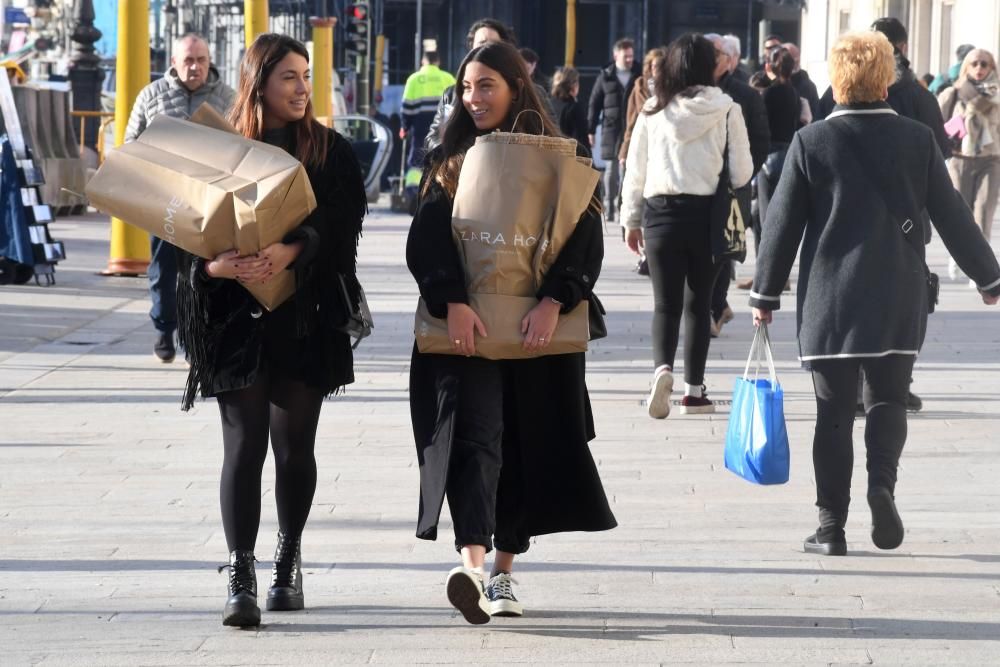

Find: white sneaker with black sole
<box><xmin>485</xmin><ymin>572</ymin><xmax>523</xmax><ymax>617</ymax></box>
<box><xmin>647</xmin><ymin>369</ymin><xmax>674</xmax><ymax>419</ymax></box>
<box><xmin>446</xmin><ymin>566</ymin><xmax>491</xmax><ymax>625</ymax></box>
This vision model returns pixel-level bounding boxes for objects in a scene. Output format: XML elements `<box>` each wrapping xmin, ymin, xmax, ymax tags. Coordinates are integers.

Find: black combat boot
<box><xmin>266</xmin><ymin>532</ymin><xmax>304</xmax><ymax>611</ymax></box>
<box><xmin>803</xmin><ymin>508</ymin><xmax>848</xmax><ymax>556</ymax></box>
<box><xmin>219</xmin><ymin>550</ymin><xmax>260</xmax><ymax>627</ymax></box>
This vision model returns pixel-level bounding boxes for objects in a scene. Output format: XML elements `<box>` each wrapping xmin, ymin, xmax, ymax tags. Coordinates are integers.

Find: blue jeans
<box><xmin>148</xmin><ymin>236</ymin><xmax>178</xmax><ymax>334</ymax></box>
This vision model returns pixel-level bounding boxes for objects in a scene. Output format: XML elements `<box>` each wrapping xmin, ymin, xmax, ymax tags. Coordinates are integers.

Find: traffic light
<box><xmin>345</xmin><ymin>2</ymin><xmax>371</xmax><ymax>59</ymax></box>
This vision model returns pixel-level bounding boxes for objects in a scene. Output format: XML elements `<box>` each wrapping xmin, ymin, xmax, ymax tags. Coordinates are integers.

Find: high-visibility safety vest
<box><xmin>401</xmin><ymin>64</ymin><xmax>456</xmax><ymax>122</ymax></box>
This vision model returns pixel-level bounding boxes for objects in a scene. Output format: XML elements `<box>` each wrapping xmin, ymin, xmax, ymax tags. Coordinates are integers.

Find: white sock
<box><xmin>654</xmin><ymin>365</ymin><xmax>672</xmax><ymax>377</ymax></box>
<box><xmin>685</xmin><ymin>383</ymin><xmax>703</xmax><ymax>398</ymax></box>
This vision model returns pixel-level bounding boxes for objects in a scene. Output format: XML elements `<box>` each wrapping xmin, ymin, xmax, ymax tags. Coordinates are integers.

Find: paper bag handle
<box><xmin>509</xmin><ymin>109</ymin><xmax>547</xmax><ymax>137</ymax></box>
<box><xmin>743</xmin><ymin>323</ymin><xmax>778</xmax><ymax>383</ymax></box>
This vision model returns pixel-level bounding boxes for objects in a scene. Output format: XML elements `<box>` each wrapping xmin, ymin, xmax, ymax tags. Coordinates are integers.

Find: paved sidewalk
<box><xmin>1</xmin><ymin>207</ymin><xmax>999</xmax><ymax>666</ymax></box>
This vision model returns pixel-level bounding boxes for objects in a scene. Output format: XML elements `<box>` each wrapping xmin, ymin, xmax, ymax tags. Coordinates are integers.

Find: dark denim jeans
<box><xmin>148</xmin><ymin>237</ymin><xmax>178</xmax><ymax>335</ymax></box>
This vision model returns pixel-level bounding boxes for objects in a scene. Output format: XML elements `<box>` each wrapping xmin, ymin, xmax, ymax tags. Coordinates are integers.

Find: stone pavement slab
<box><xmin>1</xmin><ymin>207</ymin><xmax>999</xmax><ymax>665</ymax></box>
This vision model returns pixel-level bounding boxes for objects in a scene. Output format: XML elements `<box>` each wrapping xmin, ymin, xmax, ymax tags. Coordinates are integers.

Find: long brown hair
<box><xmin>426</xmin><ymin>41</ymin><xmax>561</xmax><ymax>198</ymax></box>
<box><xmin>551</xmin><ymin>66</ymin><xmax>580</xmax><ymax>101</ymax></box>
<box><xmin>230</xmin><ymin>33</ymin><xmax>328</xmax><ymax>169</ymax></box>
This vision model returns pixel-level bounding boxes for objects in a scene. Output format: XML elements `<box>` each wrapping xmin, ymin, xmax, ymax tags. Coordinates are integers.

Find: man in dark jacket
<box><xmin>707</xmin><ymin>33</ymin><xmax>771</xmax><ymax>333</ymax></box>
<box><xmin>587</xmin><ymin>38</ymin><xmax>642</xmax><ymax>222</ymax></box>
<box><xmin>124</xmin><ymin>33</ymin><xmax>235</xmax><ymax>363</ymax></box>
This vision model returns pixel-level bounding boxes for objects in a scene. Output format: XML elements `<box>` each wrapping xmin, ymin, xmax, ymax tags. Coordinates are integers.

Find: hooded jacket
<box><xmin>124</xmin><ymin>66</ymin><xmax>235</xmax><ymax>142</ymax></box>
<box><xmin>620</xmin><ymin>86</ymin><xmax>753</xmax><ymax>230</ymax></box>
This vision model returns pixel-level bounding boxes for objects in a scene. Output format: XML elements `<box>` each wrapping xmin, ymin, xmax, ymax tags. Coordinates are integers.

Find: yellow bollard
<box><xmin>565</xmin><ymin>0</ymin><xmax>577</xmax><ymax>67</ymax></box>
<box><xmin>310</xmin><ymin>17</ymin><xmax>336</xmax><ymax>120</ymax></box>
<box><xmin>103</xmin><ymin>0</ymin><xmax>151</xmax><ymax>276</ymax></box>
<box><xmin>374</xmin><ymin>34</ymin><xmax>386</xmax><ymax>102</ymax></box>
<box><xmin>245</xmin><ymin>0</ymin><xmax>270</xmax><ymax>49</ymax></box>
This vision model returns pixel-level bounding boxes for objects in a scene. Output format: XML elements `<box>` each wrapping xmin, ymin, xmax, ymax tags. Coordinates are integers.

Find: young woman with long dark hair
<box><xmin>620</xmin><ymin>33</ymin><xmax>753</xmax><ymax>419</ymax></box>
<box><xmin>176</xmin><ymin>33</ymin><xmax>366</xmax><ymax>627</ymax></box>
<box><xmin>407</xmin><ymin>40</ymin><xmax>616</xmax><ymax>625</ymax></box>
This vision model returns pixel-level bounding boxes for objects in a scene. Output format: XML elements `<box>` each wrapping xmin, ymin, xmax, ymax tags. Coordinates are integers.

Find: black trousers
<box><xmin>447</xmin><ymin>357</ymin><xmax>530</xmax><ymax>555</ymax></box>
<box><xmin>643</xmin><ymin>197</ymin><xmax>721</xmax><ymax>384</ymax></box>
<box><xmin>809</xmin><ymin>354</ymin><xmax>915</xmax><ymax>519</ymax></box>
<box><xmin>216</xmin><ymin>369</ymin><xmax>325</xmax><ymax>552</ymax></box>
<box><xmin>711</xmin><ymin>260</ymin><xmax>732</xmax><ymax>322</ymax></box>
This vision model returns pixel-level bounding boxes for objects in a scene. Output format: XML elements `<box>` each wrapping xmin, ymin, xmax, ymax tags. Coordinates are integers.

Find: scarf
<box><xmin>958</xmin><ymin>72</ymin><xmax>1000</xmax><ymax>156</ymax></box>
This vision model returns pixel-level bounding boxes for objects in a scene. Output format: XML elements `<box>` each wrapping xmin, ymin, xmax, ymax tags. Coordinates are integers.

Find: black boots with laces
<box><xmin>220</xmin><ymin>549</ymin><xmax>260</xmax><ymax>627</ymax></box>
<box><xmin>267</xmin><ymin>532</ymin><xmax>304</xmax><ymax>611</ymax></box>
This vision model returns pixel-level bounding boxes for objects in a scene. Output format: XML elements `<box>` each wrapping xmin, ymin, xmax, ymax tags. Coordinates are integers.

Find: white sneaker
<box><xmin>446</xmin><ymin>567</ymin><xmax>490</xmax><ymax>625</ymax></box>
<box><xmin>647</xmin><ymin>368</ymin><xmax>674</xmax><ymax>419</ymax></box>
<box><xmin>485</xmin><ymin>572</ymin><xmax>523</xmax><ymax>617</ymax></box>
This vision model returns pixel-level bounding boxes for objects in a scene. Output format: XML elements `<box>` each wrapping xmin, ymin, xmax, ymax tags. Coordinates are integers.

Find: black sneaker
<box><xmin>803</xmin><ymin>532</ymin><xmax>847</xmax><ymax>556</ymax></box>
<box><xmin>906</xmin><ymin>392</ymin><xmax>923</xmax><ymax>412</ymax></box>
<box><xmin>154</xmin><ymin>332</ymin><xmax>176</xmax><ymax>363</ymax></box>
<box><xmin>446</xmin><ymin>567</ymin><xmax>490</xmax><ymax>625</ymax></box>
<box><xmin>868</xmin><ymin>487</ymin><xmax>904</xmax><ymax>550</ymax></box>
<box><xmin>485</xmin><ymin>572</ymin><xmax>523</xmax><ymax>617</ymax></box>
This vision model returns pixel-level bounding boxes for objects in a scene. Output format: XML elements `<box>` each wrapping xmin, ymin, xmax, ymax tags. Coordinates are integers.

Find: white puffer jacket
<box><xmin>621</xmin><ymin>86</ymin><xmax>753</xmax><ymax>230</ymax></box>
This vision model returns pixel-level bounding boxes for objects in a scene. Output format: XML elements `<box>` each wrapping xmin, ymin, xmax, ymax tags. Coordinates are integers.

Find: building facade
<box><xmin>800</xmin><ymin>0</ymin><xmax>1000</xmax><ymax>93</ymax></box>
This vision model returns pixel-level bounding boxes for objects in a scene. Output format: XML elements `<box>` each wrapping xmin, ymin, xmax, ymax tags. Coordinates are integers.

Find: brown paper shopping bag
<box><xmin>414</xmin><ymin>130</ymin><xmax>600</xmax><ymax>358</ymax></box>
<box><xmin>85</xmin><ymin>105</ymin><xmax>316</xmax><ymax>310</ymax></box>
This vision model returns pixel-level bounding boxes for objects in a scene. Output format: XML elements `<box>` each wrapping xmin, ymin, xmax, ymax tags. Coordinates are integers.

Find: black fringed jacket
<box><xmin>177</xmin><ymin>128</ymin><xmax>367</xmax><ymax>409</ymax></box>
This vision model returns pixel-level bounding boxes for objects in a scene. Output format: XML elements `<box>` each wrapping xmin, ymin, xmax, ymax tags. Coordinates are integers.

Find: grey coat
<box><xmin>750</xmin><ymin>103</ymin><xmax>1000</xmax><ymax>362</ymax></box>
<box><xmin>124</xmin><ymin>67</ymin><xmax>236</xmax><ymax>142</ymax></box>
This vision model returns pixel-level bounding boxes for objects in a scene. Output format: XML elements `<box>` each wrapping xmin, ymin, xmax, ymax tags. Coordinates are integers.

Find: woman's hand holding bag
<box><xmin>447</xmin><ymin>302</ymin><xmax>488</xmax><ymax>356</ymax></box>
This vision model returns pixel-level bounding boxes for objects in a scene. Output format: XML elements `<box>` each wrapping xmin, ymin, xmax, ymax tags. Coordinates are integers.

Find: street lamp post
<box><xmin>68</xmin><ymin>0</ymin><xmax>105</xmax><ymax>150</ymax></box>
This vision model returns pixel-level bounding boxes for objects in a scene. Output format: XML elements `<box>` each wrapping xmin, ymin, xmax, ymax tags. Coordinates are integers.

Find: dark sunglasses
<box><xmin>971</xmin><ymin>60</ymin><xmax>991</xmax><ymax>68</ymax></box>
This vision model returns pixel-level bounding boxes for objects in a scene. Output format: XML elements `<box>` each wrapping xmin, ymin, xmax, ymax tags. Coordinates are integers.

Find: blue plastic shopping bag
<box><xmin>724</xmin><ymin>324</ymin><xmax>790</xmax><ymax>485</ymax></box>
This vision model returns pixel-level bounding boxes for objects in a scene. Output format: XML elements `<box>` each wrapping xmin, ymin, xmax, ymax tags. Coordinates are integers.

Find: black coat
<box><xmin>406</xmin><ymin>152</ymin><xmax>617</xmax><ymax>542</ymax></box>
<box><xmin>587</xmin><ymin>62</ymin><xmax>643</xmax><ymax>160</ymax></box>
<box><xmin>176</xmin><ymin>129</ymin><xmax>367</xmax><ymax>409</ymax></box>
<box><xmin>552</xmin><ymin>96</ymin><xmax>590</xmax><ymax>149</ymax></box>
<box><xmin>719</xmin><ymin>72</ymin><xmax>771</xmax><ymax>174</ymax></box>
<box><xmin>749</xmin><ymin>103</ymin><xmax>1000</xmax><ymax>362</ymax></box>
<box><xmin>791</xmin><ymin>69</ymin><xmax>820</xmax><ymax>119</ymax></box>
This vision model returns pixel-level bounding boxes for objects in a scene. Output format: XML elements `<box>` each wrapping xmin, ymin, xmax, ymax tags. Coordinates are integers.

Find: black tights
<box><xmin>217</xmin><ymin>371</ymin><xmax>325</xmax><ymax>552</ymax></box>
<box><xmin>809</xmin><ymin>354</ymin><xmax>914</xmax><ymax>519</ymax></box>
<box><xmin>643</xmin><ymin>223</ymin><xmax>722</xmax><ymax>385</ymax></box>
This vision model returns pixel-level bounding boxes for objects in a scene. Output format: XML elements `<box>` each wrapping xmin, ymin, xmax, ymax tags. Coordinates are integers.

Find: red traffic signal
<box><xmin>348</xmin><ymin>3</ymin><xmax>369</xmax><ymax>21</ymax></box>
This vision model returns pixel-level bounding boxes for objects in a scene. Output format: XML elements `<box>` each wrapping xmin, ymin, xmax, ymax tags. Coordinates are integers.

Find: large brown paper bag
<box><xmin>414</xmin><ymin>132</ymin><xmax>600</xmax><ymax>358</ymax></box>
<box><xmin>85</xmin><ymin>105</ymin><xmax>316</xmax><ymax>310</ymax></box>
<box><xmin>415</xmin><ymin>293</ymin><xmax>589</xmax><ymax>359</ymax></box>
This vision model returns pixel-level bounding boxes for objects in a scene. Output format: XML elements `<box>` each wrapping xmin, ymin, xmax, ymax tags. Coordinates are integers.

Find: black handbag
<box><xmin>588</xmin><ymin>293</ymin><xmax>608</xmax><ymax>341</ymax></box>
<box><xmin>710</xmin><ymin>108</ymin><xmax>751</xmax><ymax>263</ymax></box>
<box><xmin>828</xmin><ymin>120</ymin><xmax>939</xmax><ymax>313</ymax></box>
<box><xmin>334</xmin><ymin>273</ymin><xmax>374</xmax><ymax>349</ymax></box>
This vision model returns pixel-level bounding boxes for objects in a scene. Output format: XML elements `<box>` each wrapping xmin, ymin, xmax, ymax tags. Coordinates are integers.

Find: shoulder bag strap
<box><xmin>825</xmin><ymin>118</ymin><xmax>928</xmax><ymax>268</ymax></box>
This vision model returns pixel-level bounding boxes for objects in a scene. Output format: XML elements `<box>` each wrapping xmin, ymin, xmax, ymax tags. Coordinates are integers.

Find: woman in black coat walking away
<box><xmin>754</xmin><ymin>47</ymin><xmax>801</xmax><ymax>261</ymax></box>
<box><xmin>750</xmin><ymin>32</ymin><xmax>1000</xmax><ymax>557</ymax></box>
<box><xmin>176</xmin><ymin>34</ymin><xmax>366</xmax><ymax>626</ymax></box>
<box><xmin>550</xmin><ymin>66</ymin><xmax>589</xmax><ymax>148</ymax></box>
<box><xmin>407</xmin><ymin>41</ymin><xmax>616</xmax><ymax>625</ymax></box>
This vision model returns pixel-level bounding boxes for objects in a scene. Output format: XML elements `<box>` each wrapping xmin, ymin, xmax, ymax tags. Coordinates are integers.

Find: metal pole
<box><xmin>746</xmin><ymin>0</ymin><xmax>754</xmax><ymax>66</ymax></box>
<box><xmin>565</xmin><ymin>0</ymin><xmax>577</xmax><ymax>67</ymax></box>
<box><xmin>245</xmin><ymin>0</ymin><xmax>269</xmax><ymax>49</ymax></box>
<box><xmin>310</xmin><ymin>16</ymin><xmax>336</xmax><ymax>122</ymax></box>
<box><xmin>104</xmin><ymin>0</ymin><xmax>151</xmax><ymax>276</ymax></box>
<box><xmin>414</xmin><ymin>0</ymin><xmax>423</xmax><ymax>71</ymax></box>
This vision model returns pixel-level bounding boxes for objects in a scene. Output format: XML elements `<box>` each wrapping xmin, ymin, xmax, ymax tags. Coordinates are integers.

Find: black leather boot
<box><xmin>267</xmin><ymin>532</ymin><xmax>304</xmax><ymax>611</ymax></box>
<box><xmin>219</xmin><ymin>550</ymin><xmax>260</xmax><ymax>627</ymax></box>
<box><xmin>803</xmin><ymin>508</ymin><xmax>848</xmax><ymax>556</ymax></box>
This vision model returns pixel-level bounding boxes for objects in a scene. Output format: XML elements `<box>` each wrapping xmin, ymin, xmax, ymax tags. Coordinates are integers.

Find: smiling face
<box><xmin>260</xmin><ymin>52</ymin><xmax>311</xmax><ymax>128</ymax></box>
<box><xmin>462</xmin><ymin>61</ymin><xmax>516</xmax><ymax>131</ymax></box>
